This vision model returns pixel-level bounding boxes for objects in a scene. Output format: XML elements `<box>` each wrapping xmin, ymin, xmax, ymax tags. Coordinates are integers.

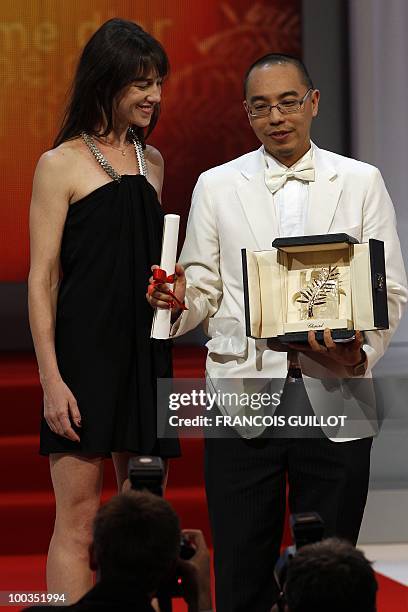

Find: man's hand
<box><xmin>177</xmin><ymin>529</ymin><xmax>212</xmax><ymax>612</ymax></box>
<box><xmin>287</xmin><ymin>329</ymin><xmax>367</xmax><ymax>370</ymax></box>
<box><xmin>146</xmin><ymin>263</ymin><xmax>186</xmax><ymax>320</ymax></box>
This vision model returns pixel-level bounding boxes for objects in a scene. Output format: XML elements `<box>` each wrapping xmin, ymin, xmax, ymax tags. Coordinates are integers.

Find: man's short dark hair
<box><xmin>92</xmin><ymin>491</ymin><xmax>180</xmax><ymax>591</ymax></box>
<box><xmin>285</xmin><ymin>538</ymin><xmax>378</xmax><ymax>612</ymax></box>
<box><xmin>243</xmin><ymin>53</ymin><xmax>314</xmax><ymax>98</ymax></box>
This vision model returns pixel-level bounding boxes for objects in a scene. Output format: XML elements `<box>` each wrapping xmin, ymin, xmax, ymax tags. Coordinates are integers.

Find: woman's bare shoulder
<box><xmin>145</xmin><ymin>144</ymin><xmax>164</xmax><ymax>168</ymax></box>
<box><xmin>37</xmin><ymin>138</ymin><xmax>84</xmax><ymax>171</ymax></box>
<box><xmin>33</xmin><ymin>138</ymin><xmax>89</xmax><ymax>205</ymax></box>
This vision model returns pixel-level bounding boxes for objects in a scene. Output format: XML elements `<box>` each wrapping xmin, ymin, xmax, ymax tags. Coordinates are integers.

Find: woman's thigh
<box><xmin>50</xmin><ymin>453</ymin><xmax>104</xmax><ymax>533</ymax></box>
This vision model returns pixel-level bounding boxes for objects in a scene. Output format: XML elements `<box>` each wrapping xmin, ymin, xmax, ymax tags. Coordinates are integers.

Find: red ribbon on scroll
<box><xmin>148</xmin><ymin>268</ymin><xmax>187</xmax><ymax>310</ymax></box>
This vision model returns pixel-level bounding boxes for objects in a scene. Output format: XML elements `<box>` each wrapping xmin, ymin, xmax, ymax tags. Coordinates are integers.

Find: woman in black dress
<box><xmin>28</xmin><ymin>18</ymin><xmax>179</xmax><ymax>602</ymax></box>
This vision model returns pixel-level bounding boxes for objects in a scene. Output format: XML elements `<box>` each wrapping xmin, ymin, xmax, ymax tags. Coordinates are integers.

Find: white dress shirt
<box><xmin>264</xmin><ymin>145</ymin><xmax>314</xmax><ymax>237</ymax></box>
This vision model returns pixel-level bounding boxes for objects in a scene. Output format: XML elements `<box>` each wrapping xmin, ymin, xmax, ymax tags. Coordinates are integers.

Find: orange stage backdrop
<box><xmin>0</xmin><ymin>0</ymin><xmax>300</xmax><ymax>281</ymax></box>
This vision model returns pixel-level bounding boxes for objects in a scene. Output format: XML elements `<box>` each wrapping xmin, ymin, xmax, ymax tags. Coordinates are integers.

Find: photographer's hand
<box><xmin>180</xmin><ymin>529</ymin><xmax>212</xmax><ymax>612</ymax></box>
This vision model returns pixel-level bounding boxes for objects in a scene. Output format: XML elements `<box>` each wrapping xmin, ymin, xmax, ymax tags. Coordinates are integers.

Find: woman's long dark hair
<box><xmin>53</xmin><ymin>18</ymin><xmax>169</xmax><ymax>148</ymax></box>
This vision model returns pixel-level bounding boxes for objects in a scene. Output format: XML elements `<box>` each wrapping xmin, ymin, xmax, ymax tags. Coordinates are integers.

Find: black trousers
<box><xmin>205</xmin><ymin>429</ymin><xmax>372</xmax><ymax>612</ymax></box>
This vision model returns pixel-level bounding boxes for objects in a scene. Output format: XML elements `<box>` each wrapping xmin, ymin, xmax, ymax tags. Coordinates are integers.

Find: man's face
<box><xmin>244</xmin><ymin>63</ymin><xmax>319</xmax><ymax>167</ymax></box>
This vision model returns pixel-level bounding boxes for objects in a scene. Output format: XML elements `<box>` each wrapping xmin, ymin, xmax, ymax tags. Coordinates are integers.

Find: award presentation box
<box><xmin>241</xmin><ymin>233</ymin><xmax>389</xmax><ymax>343</ymax></box>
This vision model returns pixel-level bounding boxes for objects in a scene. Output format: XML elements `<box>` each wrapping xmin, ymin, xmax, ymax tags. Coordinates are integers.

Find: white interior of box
<box><xmin>245</xmin><ymin>242</ymin><xmax>375</xmax><ymax>339</ymax></box>
<box><xmin>351</xmin><ymin>243</ymin><xmax>374</xmax><ymax>330</ymax></box>
<box><xmin>246</xmin><ymin>250</ymin><xmax>283</xmax><ymax>337</ymax></box>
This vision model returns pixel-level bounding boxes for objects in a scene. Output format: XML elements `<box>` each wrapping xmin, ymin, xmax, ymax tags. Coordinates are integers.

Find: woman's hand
<box><xmin>42</xmin><ymin>377</ymin><xmax>81</xmax><ymax>442</ymax></box>
<box><xmin>146</xmin><ymin>263</ymin><xmax>186</xmax><ymax>319</ymax></box>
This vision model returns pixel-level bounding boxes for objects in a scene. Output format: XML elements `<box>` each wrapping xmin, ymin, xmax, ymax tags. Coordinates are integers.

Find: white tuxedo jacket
<box><xmin>172</xmin><ymin>145</ymin><xmax>408</xmax><ymax>439</ymax></box>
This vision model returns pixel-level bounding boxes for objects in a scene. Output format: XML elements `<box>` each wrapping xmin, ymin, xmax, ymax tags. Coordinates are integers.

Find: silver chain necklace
<box><xmin>81</xmin><ymin>128</ymin><xmax>148</xmax><ymax>182</ymax></box>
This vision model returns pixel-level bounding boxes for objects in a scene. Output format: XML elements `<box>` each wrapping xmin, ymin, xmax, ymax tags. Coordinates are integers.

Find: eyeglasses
<box><xmin>246</xmin><ymin>88</ymin><xmax>313</xmax><ymax>118</ymax></box>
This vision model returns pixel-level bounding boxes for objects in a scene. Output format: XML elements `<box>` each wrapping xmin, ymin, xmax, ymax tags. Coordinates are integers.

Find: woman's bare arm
<box><xmin>28</xmin><ymin>149</ymin><xmax>81</xmax><ymax>442</ymax></box>
<box><xmin>145</xmin><ymin>145</ymin><xmax>164</xmax><ymax>202</ymax></box>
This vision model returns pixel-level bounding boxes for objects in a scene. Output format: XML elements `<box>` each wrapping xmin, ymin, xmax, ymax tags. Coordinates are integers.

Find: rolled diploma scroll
<box><xmin>151</xmin><ymin>214</ymin><xmax>180</xmax><ymax>339</ymax></box>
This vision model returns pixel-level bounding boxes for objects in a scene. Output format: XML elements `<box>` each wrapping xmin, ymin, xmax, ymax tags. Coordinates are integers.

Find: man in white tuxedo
<box><xmin>148</xmin><ymin>54</ymin><xmax>407</xmax><ymax>611</ymax></box>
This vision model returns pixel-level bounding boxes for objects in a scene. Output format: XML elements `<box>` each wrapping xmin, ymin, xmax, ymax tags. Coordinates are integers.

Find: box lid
<box><xmin>272</xmin><ymin>233</ymin><xmax>359</xmax><ymax>250</ymax></box>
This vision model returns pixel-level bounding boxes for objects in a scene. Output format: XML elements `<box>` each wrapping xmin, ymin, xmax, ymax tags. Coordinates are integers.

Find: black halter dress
<box><xmin>39</xmin><ymin>139</ymin><xmax>180</xmax><ymax>458</ymax></box>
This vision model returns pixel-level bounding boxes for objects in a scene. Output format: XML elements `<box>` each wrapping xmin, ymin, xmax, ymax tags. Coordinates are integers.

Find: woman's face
<box><xmin>113</xmin><ymin>70</ymin><xmax>162</xmax><ymax>129</ymax></box>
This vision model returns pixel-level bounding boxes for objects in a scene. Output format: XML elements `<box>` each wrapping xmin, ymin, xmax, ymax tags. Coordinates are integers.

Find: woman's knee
<box><xmin>59</xmin><ymin>490</ymin><xmax>100</xmax><ymax>519</ymax></box>
<box><xmin>54</xmin><ymin>495</ymin><xmax>100</xmax><ymax>548</ymax></box>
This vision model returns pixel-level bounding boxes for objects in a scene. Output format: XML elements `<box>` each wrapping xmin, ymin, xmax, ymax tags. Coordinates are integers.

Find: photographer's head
<box><xmin>276</xmin><ymin>538</ymin><xmax>377</xmax><ymax>612</ymax></box>
<box><xmin>89</xmin><ymin>491</ymin><xmax>180</xmax><ymax>593</ymax></box>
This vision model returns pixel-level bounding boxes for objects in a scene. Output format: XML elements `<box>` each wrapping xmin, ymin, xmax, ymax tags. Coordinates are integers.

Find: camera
<box><xmin>128</xmin><ymin>456</ymin><xmax>195</xmax><ymax>608</ymax></box>
<box><xmin>274</xmin><ymin>512</ymin><xmax>324</xmax><ymax>611</ymax></box>
<box><xmin>128</xmin><ymin>455</ymin><xmax>165</xmax><ymax>496</ymax></box>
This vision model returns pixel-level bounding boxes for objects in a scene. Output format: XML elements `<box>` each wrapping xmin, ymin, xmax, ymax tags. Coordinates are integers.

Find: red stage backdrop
<box><xmin>0</xmin><ymin>0</ymin><xmax>300</xmax><ymax>280</ymax></box>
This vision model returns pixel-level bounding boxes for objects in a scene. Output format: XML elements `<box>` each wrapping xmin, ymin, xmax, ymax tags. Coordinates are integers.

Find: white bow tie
<box><xmin>265</xmin><ymin>159</ymin><xmax>315</xmax><ymax>194</ymax></box>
